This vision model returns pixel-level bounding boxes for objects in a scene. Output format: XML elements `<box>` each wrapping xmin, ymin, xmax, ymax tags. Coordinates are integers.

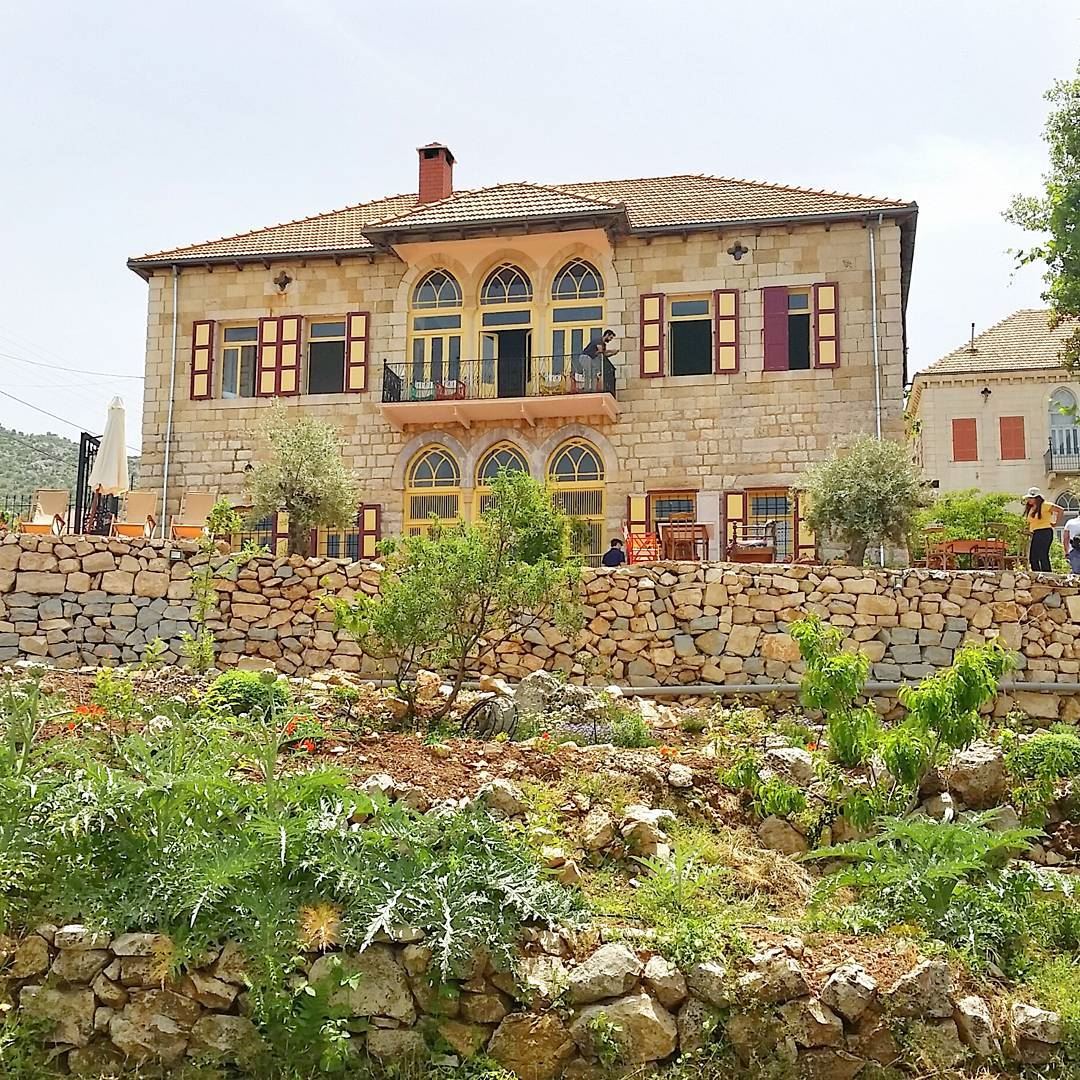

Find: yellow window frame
<box><xmin>476</xmin><ymin>442</ymin><xmax>530</xmax><ymax>515</ymax></box>
<box><xmin>548</xmin><ymin>438</ymin><xmax>606</xmax><ymax>565</ymax></box>
<box><xmin>405</xmin><ymin>446</ymin><xmax>461</xmax><ymax>536</ymax></box>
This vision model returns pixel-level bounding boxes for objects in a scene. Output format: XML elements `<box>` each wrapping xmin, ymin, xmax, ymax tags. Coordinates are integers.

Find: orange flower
<box><xmin>285</xmin><ymin>720</ymin><xmax>297</xmax><ymax>736</ymax></box>
<box><xmin>806</xmin><ymin>742</ymin><xmax>819</xmax><ymax>752</ymax></box>
<box><xmin>302</xmin><ymin>739</ymin><xmax>316</xmax><ymax>753</ymax></box>
<box><xmin>67</xmin><ymin>721</ymin><xmax>77</xmax><ymax>731</ymax></box>
<box><xmin>658</xmin><ymin>746</ymin><xmax>676</xmax><ymax>758</ymax></box>
<box><xmin>540</xmin><ymin>732</ymin><xmax>550</xmax><ymax>740</ymax></box>
<box><xmin>75</xmin><ymin>705</ymin><xmax>91</xmax><ymax>716</ymax></box>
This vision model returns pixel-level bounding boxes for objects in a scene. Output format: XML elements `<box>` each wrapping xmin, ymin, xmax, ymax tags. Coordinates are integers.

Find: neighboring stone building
<box><xmin>128</xmin><ymin>144</ymin><xmax>917</xmax><ymax>562</ymax></box>
<box><xmin>909</xmin><ymin>309</ymin><xmax>1080</xmax><ymax>525</ymax></box>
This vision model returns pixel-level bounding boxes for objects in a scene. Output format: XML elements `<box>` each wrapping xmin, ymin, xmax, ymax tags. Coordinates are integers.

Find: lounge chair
<box><xmin>111</xmin><ymin>491</ymin><xmax>159</xmax><ymax>539</ymax></box>
<box><xmin>170</xmin><ymin>491</ymin><xmax>217</xmax><ymax>541</ymax></box>
<box><xmin>19</xmin><ymin>489</ymin><xmax>69</xmax><ymax>536</ymax></box>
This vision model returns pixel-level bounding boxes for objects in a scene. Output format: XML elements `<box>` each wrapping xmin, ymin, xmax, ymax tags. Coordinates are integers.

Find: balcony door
<box><xmin>481</xmin><ymin>329</ymin><xmax>532</xmax><ymax>399</ymax></box>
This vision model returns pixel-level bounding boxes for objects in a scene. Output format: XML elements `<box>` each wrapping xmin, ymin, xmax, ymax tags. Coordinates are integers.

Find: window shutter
<box><xmin>345</xmin><ymin>311</ymin><xmax>370</xmax><ymax>393</ymax></box>
<box><xmin>793</xmin><ymin>491</ymin><xmax>816</xmax><ymax>562</ymax></box>
<box><xmin>951</xmin><ymin>418</ymin><xmax>978</xmax><ymax>462</ymax></box>
<box><xmin>723</xmin><ymin>489</ymin><xmax>747</xmax><ymax>556</ymax></box>
<box><xmin>277</xmin><ymin>315</ymin><xmax>301</xmax><ymax>396</ymax></box>
<box><xmin>257</xmin><ymin>317</ymin><xmax>279</xmax><ymax>397</ymax></box>
<box><xmin>713</xmin><ymin>289</ymin><xmax>739</xmax><ymax>373</ymax></box>
<box><xmin>640</xmin><ymin>293</ymin><xmax>665</xmax><ymax>377</ymax></box>
<box><xmin>762</xmin><ymin>287</ymin><xmax>789</xmax><ymax>372</ymax></box>
<box><xmin>813</xmin><ymin>282</ymin><xmax>840</xmax><ymax>368</ymax></box>
<box><xmin>190</xmin><ymin>320</ymin><xmax>215</xmax><ymax>400</ymax></box>
<box><xmin>999</xmin><ymin>416</ymin><xmax>1026</xmax><ymax>460</ymax></box>
<box><xmin>358</xmin><ymin>503</ymin><xmax>382</xmax><ymax>559</ymax></box>
<box><xmin>626</xmin><ymin>495</ymin><xmax>650</xmax><ymax>535</ymax></box>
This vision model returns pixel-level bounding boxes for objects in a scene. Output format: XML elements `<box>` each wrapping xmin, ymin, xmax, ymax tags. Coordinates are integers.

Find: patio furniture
<box><xmin>661</xmin><ymin>521</ymin><xmax>708</xmax><ymax>561</ymax></box>
<box><xmin>436</xmin><ymin>379</ymin><xmax>466</xmax><ymax>400</ymax></box>
<box><xmin>19</xmin><ymin>489</ymin><xmax>69</xmax><ymax>536</ymax></box>
<box><xmin>170</xmin><ymin>491</ymin><xmax>217</xmax><ymax>541</ymax></box>
<box><xmin>985</xmin><ymin>523</ymin><xmax>1023</xmax><ymax>569</ymax></box>
<box><xmin>922</xmin><ymin>526</ymin><xmax>956</xmax><ymax>570</ymax></box>
<box><xmin>539</xmin><ymin>373</ymin><xmax>568</xmax><ymax>396</ymax></box>
<box><xmin>409</xmin><ymin>381</ymin><xmax>436</xmax><ymax>401</ymax></box>
<box><xmin>970</xmin><ymin>539</ymin><xmax>1009</xmax><ymax>570</ymax></box>
<box><xmin>625</xmin><ymin>532</ymin><xmax>661</xmax><ymax>563</ymax></box>
<box><xmin>727</xmin><ymin>520</ymin><xmax>776</xmax><ymax>563</ymax></box>
<box><xmin>111</xmin><ymin>491</ymin><xmax>159</xmax><ymax>539</ymax></box>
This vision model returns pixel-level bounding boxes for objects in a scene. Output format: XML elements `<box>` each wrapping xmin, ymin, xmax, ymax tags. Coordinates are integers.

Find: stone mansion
<box><xmin>128</xmin><ymin>144</ymin><xmax>917</xmax><ymax>562</ymax></box>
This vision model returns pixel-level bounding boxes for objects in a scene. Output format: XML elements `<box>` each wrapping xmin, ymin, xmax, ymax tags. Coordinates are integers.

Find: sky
<box><xmin>0</xmin><ymin>0</ymin><xmax>1078</xmax><ymax>459</ymax></box>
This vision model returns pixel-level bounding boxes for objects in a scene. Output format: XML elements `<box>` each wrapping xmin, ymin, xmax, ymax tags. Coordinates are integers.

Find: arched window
<box><xmin>481</xmin><ymin>264</ymin><xmax>532</xmax><ymax>305</ymax></box>
<box><xmin>1056</xmin><ymin>491</ymin><xmax>1080</xmax><ymax>547</ymax></box>
<box><xmin>408</xmin><ymin>271</ymin><xmax>463</xmax><ymax>394</ymax></box>
<box><xmin>1050</xmin><ymin>389</ymin><xmax>1080</xmax><ymax>457</ymax></box>
<box><xmin>404</xmin><ymin>446</ymin><xmax>461</xmax><ymax>535</ymax></box>
<box><xmin>476</xmin><ymin>442</ymin><xmax>530</xmax><ymax>513</ymax></box>
<box><xmin>550</xmin><ymin>260</ymin><xmax>606</xmax><ymax>374</ymax></box>
<box><xmin>548</xmin><ymin>438</ymin><xmax>605</xmax><ymax>564</ymax></box>
<box><xmin>552</xmin><ymin>259</ymin><xmax>604</xmax><ymax>300</ymax></box>
<box><xmin>413</xmin><ymin>270</ymin><xmax>462</xmax><ymax>309</ymax></box>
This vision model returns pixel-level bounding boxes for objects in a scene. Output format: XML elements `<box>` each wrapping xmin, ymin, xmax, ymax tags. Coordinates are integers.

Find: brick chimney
<box><xmin>417</xmin><ymin>143</ymin><xmax>455</xmax><ymax>204</ymax></box>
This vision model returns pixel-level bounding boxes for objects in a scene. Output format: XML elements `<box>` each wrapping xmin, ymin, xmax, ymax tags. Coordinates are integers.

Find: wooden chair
<box><xmin>436</xmin><ymin>379</ymin><xmax>466</xmax><ymax>400</ymax></box>
<box><xmin>985</xmin><ymin>523</ymin><xmax>1023</xmax><ymax>570</ymax></box>
<box><xmin>111</xmin><ymin>491</ymin><xmax>159</xmax><ymax>539</ymax></box>
<box><xmin>170</xmin><ymin>491</ymin><xmax>217</xmax><ymax>541</ymax></box>
<box><xmin>922</xmin><ymin>526</ymin><xmax>956</xmax><ymax>570</ymax></box>
<box><xmin>663</xmin><ymin>521</ymin><xmax>708</xmax><ymax>561</ymax></box>
<box><xmin>19</xmin><ymin>489</ymin><xmax>69</xmax><ymax>536</ymax></box>
<box><xmin>625</xmin><ymin>532</ymin><xmax>661</xmax><ymax>564</ymax></box>
<box><xmin>727</xmin><ymin>520</ymin><xmax>776</xmax><ymax>563</ymax></box>
<box><xmin>970</xmin><ymin>540</ymin><xmax>1007</xmax><ymax>571</ymax></box>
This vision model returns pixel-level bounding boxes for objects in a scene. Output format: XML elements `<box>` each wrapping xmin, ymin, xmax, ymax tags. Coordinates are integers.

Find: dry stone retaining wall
<box><xmin>3</xmin><ymin>535</ymin><xmax>1080</xmax><ymax>714</ymax></box>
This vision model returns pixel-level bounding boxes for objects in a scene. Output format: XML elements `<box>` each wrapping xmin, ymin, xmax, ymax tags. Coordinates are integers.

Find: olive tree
<box><xmin>247</xmin><ymin>403</ymin><xmax>359</xmax><ymax>556</ymax></box>
<box><xmin>330</xmin><ymin>470</ymin><xmax>581</xmax><ymax>722</ymax></box>
<box><xmin>795</xmin><ymin>436</ymin><xmax>930</xmax><ymax>565</ymax></box>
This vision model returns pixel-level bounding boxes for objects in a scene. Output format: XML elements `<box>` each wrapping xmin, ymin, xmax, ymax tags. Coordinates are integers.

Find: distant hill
<box><xmin>0</xmin><ymin>426</ymin><xmax>139</xmax><ymax>497</ymax></box>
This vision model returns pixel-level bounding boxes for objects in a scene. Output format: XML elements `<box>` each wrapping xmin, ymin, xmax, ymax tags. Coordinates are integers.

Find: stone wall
<box><xmin>4</xmin><ymin>923</ymin><xmax>1062</xmax><ymax>1075</ymax></box>
<box><xmin>4</xmin><ymin>534</ymin><xmax>1080</xmax><ymax>711</ymax></box>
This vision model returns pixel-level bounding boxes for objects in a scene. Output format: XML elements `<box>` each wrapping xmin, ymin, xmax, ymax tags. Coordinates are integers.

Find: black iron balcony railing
<box><xmin>382</xmin><ymin>355</ymin><xmax>617</xmax><ymax>404</ymax></box>
<box><xmin>1045</xmin><ymin>433</ymin><xmax>1080</xmax><ymax>473</ymax></box>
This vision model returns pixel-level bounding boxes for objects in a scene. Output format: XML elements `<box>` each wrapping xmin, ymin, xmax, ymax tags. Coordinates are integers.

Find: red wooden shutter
<box><xmin>626</xmin><ymin>495</ymin><xmax>650</xmax><ymax>535</ymax></box>
<box><xmin>640</xmin><ymin>293</ymin><xmax>665</xmax><ymax>377</ymax></box>
<box><xmin>345</xmin><ymin>311</ymin><xmax>370</xmax><ymax>394</ymax></box>
<box><xmin>358</xmin><ymin>504</ymin><xmax>382</xmax><ymax>559</ymax></box>
<box><xmin>277</xmin><ymin>315</ymin><xmax>301</xmax><ymax>396</ymax></box>
<box><xmin>813</xmin><ymin>282</ymin><xmax>840</xmax><ymax>368</ymax></box>
<box><xmin>999</xmin><ymin>416</ymin><xmax>1026</xmax><ymax>460</ymax></box>
<box><xmin>723</xmin><ymin>490</ymin><xmax>747</xmax><ymax>557</ymax></box>
<box><xmin>190</xmin><ymin>320</ymin><xmax>215</xmax><ymax>400</ymax></box>
<box><xmin>257</xmin><ymin>317</ymin><xmax>279</xmax><ymax>397</ymax></box>
<box><xmin>762</xmin><ymin>287</ymin><xmax>789</xmax><ymax>372</ymax></box>
<box><xmin>951</xmin><ymin>418</ymin><xmax>978</xmax><ymax>462</ymax></box>
<box><xmin>713</xmin><ymin>289</ymin><xmax>739</xmax><ymax>373</ymax></box>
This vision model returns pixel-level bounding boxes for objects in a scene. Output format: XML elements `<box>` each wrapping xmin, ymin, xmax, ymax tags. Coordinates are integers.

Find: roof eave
<box><xmin>362</xmin><ymin>208</ymin><xmax>629</xmax><ymax>245</ymax></box>
<box><xmin>125</xmin><ymin>245</ymin><xmax>393</xmax><ymax>278</ymax></box>
<box><xmin>628</xmin><ymin>204</ymin><xmax>917</xmax><ymax>236</ymax></box>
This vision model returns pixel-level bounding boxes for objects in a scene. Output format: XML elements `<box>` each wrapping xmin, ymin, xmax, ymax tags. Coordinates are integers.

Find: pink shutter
<box><xmin>762</xmin><ymin>287</ymin><xmax>789</xmax><ymax>372</ymax></box>
<box><xmin>276</xmin><ymin>315</ymin><xmax>302</xmax><ymax>395</ymax></box>
<box><xmin>713</xmin><ymin>289</ymin><xmax>739</xmax><ymax>373</ymax></box>
<box><xmin>190</xmin><ymin>320</ymin><xmax>215</xmax><ymax>400</ymax></box>
<box><xmin>813</xmin><ymin>282</ymin><xmax>840</xmax><ymax>368</ymax></box>
<box><xmin>640</xmin><ymin>293</ymin><xmax>665</xmax><ymax>377</ymax></box>
<box><xmin>257</xmin><ymin>316</ymin><xmax>280</xmax><ymax>397</ymax></box>
<box><xmin>345</xmin><ymin>311</ymin><xmax>370</xmax><ymax>394</ymax></box>
<box><xmin>358</xmin><ymin>504</ymin><xmax>382</xmax><ymax>559</ymax></box>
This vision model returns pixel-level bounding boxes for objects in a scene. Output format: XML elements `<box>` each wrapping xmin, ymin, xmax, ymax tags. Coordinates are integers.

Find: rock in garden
<box><xmin>778</xmin><ymin>997</ymin><xmax>843</xmax><ymax>1047</ymax></box>
<box><xmin>821</xmin><ymin>963</ymin><xmax>878</xmax><ymax>1023</ymax></box>
<box><xmin>726</xmin><ymin>1011</ymin><xmax>797</xmax><ymax>1068</ymax></box>
<box><xmin>758</xmin><ymin>816</ymin><xmax>809</xmax><ymax>856</ymax></box>
<box><xmin>188</xmin><ymin>1014</ymin><xmax>264</xmax><ymax>1064</ymax></box>
<box><xmin>886</xmin><ymin>959</ymin><xmax>952</xmax><ymax>1018</ymax></box>
<box><xmin>479</xmin><ymin>778</ymin><xmax>528</xmax><ymax>817</ymax></box>
<box><xmin>947</xmin><ymin>741</ymin><xmax>1006</xmax><ymax>809</ymax></box>
<box><xmin>111</xmin><ymin>932</ymin><xmax>171</xmax><ymax>957</ymax></box>
<box><xmin>361</xmin><ymin>773</ymin><xmax>397</xmax><ymax>799</ymax></box>
<box><xmin>914</xmin><ymin>1019</ymin><xmax>966</xmax><ymax>1068</ymax></box>
<box><xmin>309</xmin><ymin>945</ymin><xmax>416</xmax><ymax>1024</ymax></box>
<box><xmin>570</xmin><ymin>991</ymin><xmax>678</xmax><ymax>1064</ymax></box>
<box><xmin>582</xmin><ymin>808</ymin><xmax>616</xmax><ymax>851</ymax></box>
<box><xmin>366</xmin><ymin>1027</ymin><xmax>427</xmax><ymax>1063</ymax></box>
<box><xmin>667</xmin><ymin>763</ymin><xmax>694</xmax><ymax>788</ymax></box>
<box><xmin>488</xmin><ymin>1012</ymin><xmax>577</xmax><ymax>1080</ymax></box>
<box><xmin>954</xmin><ymin>994</ymin><xmax>996</xmax><ymax>1058</ymax></box>
<box><xmin>91</xmin><ymin>971</ymin><xmax>129</xmax><ymax>1009</ymax></box>
<box><xmin>11</xmin><ymin>935</ymin><xmax>50</xmax><ymax>978</ymax></box>
<box><xmin>68</xmin><ymin>1042</ymin><xmax>127</xmax><ymax>1077</ymax></box>
<box><xmin>1009</xmin><ymin>1001</ymin><xmax>1062</xmax><ymax>1062</ymax></box>
<box><xmin>517</xmin><ymin>955</ymin><xmax>571</xmax><ymax>1003</ymax></box>
<box><xmin>685</xmin><ymin>960</ymin><xmax>731</xmax><ymax>1008</ymax></box>
<box><xmin>54</xmin><ymin>925</ymin><xmax>112</xmax><ymax>951</ymax></box>
<box><xmin>435</xmin><ymin>1018</ymin><xmax>490</xmax><ymax>1058</ymax></box>
<box><xmin>19</xmin><ymin>985</ymin><xmax>95</xmax><ymax>1047</ymax></box>
<box><xmin>739</xmin><ymin>948</ymin><xmax>809</xmax><ymax>1004</ymax></box>
<box><xmin>798</xmin><ymin>1048</ymin><xmax>869</xmax><ymax>1080</ymax></box>
<box><xmin>566</xmin><ymin>943</ymin><xmax>642</xmax><ymax>1004</ymax></box>
<box><xmin>764</xmin><ymin>746</ymin><xmax>816</xmax><ymax>786</ymax></box>
<box><xmin>677</xmin><ymin>996</ymin><xmax>721</xmax><ymax>1054</ymax></box>
<box><xmin>619</xmin><ymin>805</ymin><xmax>676</xmax><ymax>852</ymax></box>
<box><xmin>515</xmin><ymin>670</ymin><xmax>563</xmax><ymax>714</ymax></box>
<box><xmin>108</xmin><ymin>989</ymin><xmax>201</xmax><ymax>1065</ymax></box>
<box><xmin>179</xmin><ymin>970</ymin><xmax>239</xmax><ymax>1010</ymax></box>
<box><xmin>460</xmin><ymin>987</ymin><xmax>512</xmax><ymax>1024</ymax></box>
<box><xmin>643</xmin><ymin>955</ymin><xmax>687</xmax><ymax>1010</ymax></box>
<box><xmin>51</xmin><ymin>948</ymin><xmax>111</xmax><ymax>984</ymax></box>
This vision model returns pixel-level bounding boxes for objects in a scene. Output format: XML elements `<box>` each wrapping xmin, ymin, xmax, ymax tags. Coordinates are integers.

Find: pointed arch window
<box><xmin>551</xmin><ymin>260</ymin><xmax>605</xmax><ymax>373</ymax></box>
<box><xmin>548</xmin><ymin>438</ymin><xmax>605</xmax><ymax>564</ymax></box>
<box><xmin>552</xmin><ymin>259</ymin><xmax>604</xmax><ymax>301</ymax></box>
<box><xmin>405</xmin><ymin>446</ymin><xmax>461</xmax><ymax>535</ymax></box>
<box><xmin>409</xmin><ymin>270</ymin><xmax>463</xmax><ymax>392</ymax></box>
<box><xmin>481</xmin><ymin>264</ymin><xmax>533</xmax><ymax>305</ymax></box>
<box><xmin>413</xmin><ymin>270</ymin><xmax>462</xmax><ymax>309</ymax></box>
<box><xmin>476</xmin><ymin>442</ymin><xmax>530</xmax><ymax>513</ymax></box>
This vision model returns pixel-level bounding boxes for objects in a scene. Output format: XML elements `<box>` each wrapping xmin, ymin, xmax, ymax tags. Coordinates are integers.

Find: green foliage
<box><xmin>247</xmin><ymin>402</ymin><xmax>359</xmax><ymax>555</ymax></box>
<box><xmin>805</xmin><ymin>813</ymin><xmax>1041</xmax><ymax>964</ymax></box>
<box><xmin>203</xmin><ymin>669</ymin><xmax>292</xmax><ymax>718</ymax></box>
<box><xmin>0</xmin><ymin>425</ymin><xmax>137</xmax><ymax>496</ymax></box>
<box><xmin>723</xmin><ymin>752</ymin><xmax>807</xmax><ymax>820</ymax></box>
<box><xmin>585</xmin><ymin>1012</ymin><xmax>624</xmax><ymax>1069</ymax></box>
<box><xmin>912</xmin><ymin>488</ymin><xmax>1025</xmax><ymax>558</ymax></box>
<box><xmin>1005</xmin><ymin>729</ymin><xmax>1080</xmax><ymax>822</ymax></box>
<box><xmin>795</xmin><ymin>435</ymin><xmax>931</xmax><ymax>564</ymax></box>
<box><xmin>1006</xmin><ymin>62</ymin><xmax>1080</xmax><ymax>370</ymax></box>
<box><xmin>609</xmin><ymin>703</ymin><xmax>655</xmax><ymax>749</ymax></box>
<box><xmin>207</xmin><ymin>497</ymin><xmax>244</xmax><ymax>537</ymax></box>
<box><xmin>1026</xmin><ymin>955</ymin><xmax>1080</xmax><ymax>1060</ymax></box>
<box><xmin>331</xmin><ymin>471</ymin><xmax>580</xmax><ymax>723</ymax></box>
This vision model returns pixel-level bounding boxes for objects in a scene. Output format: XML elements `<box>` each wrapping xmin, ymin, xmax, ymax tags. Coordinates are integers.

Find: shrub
<box><xmin>206</xmin><ymin>497</ymin><xmax>244</xmax><ymax>538</ymax></box>
<box><xmin>1005</xmin><ymin>729</ymin><xmax>1080</xmax><ymax>822</ymax></box>
<box><xmin>911</xmin><ymin>489</ymin><xmax>1025</xmax><ymax>559</ymax></box>
<box><xmin>203</xmin><ymin>669</ymin><xmax>292</xmax><ymax>718</ymax></box>
<box><xmin>609</xmin><ymin>702</ymin><xmax>655</xmax><ymax>749</ymax></box>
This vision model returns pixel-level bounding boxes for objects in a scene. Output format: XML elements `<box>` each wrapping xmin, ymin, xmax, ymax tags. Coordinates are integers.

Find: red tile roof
<box><xmin>918</xmin><ymin>309</ymin><xmax>1076</xmax><ymax>376</ymax></box>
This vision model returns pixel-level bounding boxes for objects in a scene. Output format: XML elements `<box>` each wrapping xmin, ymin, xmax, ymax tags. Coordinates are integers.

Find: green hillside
<box><xmin>0</xmin><ymin>427</ymin><xmax>139</xmax><ymax>497</ymax></box>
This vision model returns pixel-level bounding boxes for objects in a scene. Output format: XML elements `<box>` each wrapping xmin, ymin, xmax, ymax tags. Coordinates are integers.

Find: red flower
<box><xmin>807</xmin><ymin>742</ymin><xmax>819</xmax><ymax>752</ymax></box>
<box><xmin>285</xmin><ymin>720</ymin><xmax>297</xmax><ymax>736</ymax></box>
<box><xmin>67</xmin><ymin>721</ymin><xmax>77</xmax><ymax>731</ymax></box>
<box><xmin>540</xmin><ymin>732</ymin><xmax>550</xmax><ymax>741</ymax></box>
<box><xmin>75</xmin><ymin>705</ymin><xmax>91</xmax><ymax>716</ymax></box>
<box><xmin>302</xmin><ymin>739</ymin><xmax>316</xmax><ymax>753</ymax></box>
<box><xmin>658</xmin><ymin>746</ymin><xmax>676</xmax><ymax>758</ymax></box>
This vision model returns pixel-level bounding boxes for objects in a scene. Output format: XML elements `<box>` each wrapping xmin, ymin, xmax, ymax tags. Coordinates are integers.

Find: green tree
<box><xmin>795</xmin><ymin>436</ymin><xmax>930</xmax><ymax>565</ymax></box>
<box><xmin>330</xmin><ymin>470</ymin><xmax>581</xmax><ymax>722</ymax></box>
<box><xmin>911</xmin><ymin>489</ymin><xmax>1025</xmax><ymax>558</ymax></box>
<box><xmin>246</xmin><ymin>403</ymin><xmax>358</xmax><ymax>556</ymax></box>
<box><xmin>1006</xmin><ymin>63</ymin><xmax>1080</xmax><ymax>369</ymax></box>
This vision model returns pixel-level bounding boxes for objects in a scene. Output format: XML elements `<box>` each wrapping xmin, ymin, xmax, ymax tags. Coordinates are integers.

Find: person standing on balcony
<box><xmin>1024</xmin><ymin>487</ymin><xmax>1062</xmax><ymax>572</ymax></box>
<box><xmin>575</xmin><ymin>329</ymin><xmax>616</xmax><ymax>392</ymax></box>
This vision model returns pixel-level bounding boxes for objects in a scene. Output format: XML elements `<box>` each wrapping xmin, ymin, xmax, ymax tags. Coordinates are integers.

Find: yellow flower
<box><xmin>298</xmin><ymin>902</ymin><xmax>343</xmax><ymax>952</ymax></box>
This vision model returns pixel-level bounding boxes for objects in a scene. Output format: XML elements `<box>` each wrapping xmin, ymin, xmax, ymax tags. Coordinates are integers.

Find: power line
<box><xmin>0</xmin><ymin>349</ymin><xmax>143</xmax><ymax>380</ymax></box>
<box><xmin>0</xmin><ymin>428</ymin><xmax>82</xmax><ymax>470</ymax></box>
<box><xmin>0</xmin><ymin>388</ymin><xmax>140</xmax><ymax>454</ymax></box>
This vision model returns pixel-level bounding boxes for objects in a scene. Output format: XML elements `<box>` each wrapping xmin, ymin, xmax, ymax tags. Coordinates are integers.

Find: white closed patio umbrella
<box><xmin>85</xmin><ymin>397</ymin><xmax>129</xmax><ymax>533</ymax></box>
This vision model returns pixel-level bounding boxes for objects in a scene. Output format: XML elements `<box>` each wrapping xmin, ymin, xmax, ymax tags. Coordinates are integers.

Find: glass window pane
<box><xmin>222</xmin><ymin>348</ymin><xmax>238</xmax><ymax>397</ymax></box>
<box><xmin>670</xmin><ymin>299</ymin><xmax>710</xmax><ymax>317</ymax></box>
<box><xmin>482</xmin><ymin>309</ymin><xmax>531</xmax><ymax>327</ymax></box>
<box><xmin>788</xmin><ymin>313</ymin><xmax>811</xmax><ymax>370</ymax></box>
<box><xmin>431</xmin><ymin>337</ymin><xmax>444</xmax><ymax>384</ymax></box>
<box><xmin>224</xmin><ymin>326</ymin><xmax>258</xmax><ymax>342</ymax></box>
<box><xmin>413</xmin><ymin>314</ymin><xmax>461</xmax><ymax>331</ymax></box>
<box><xmin>308</xmin><ymin>340</ymin><xmax>345</xmax><ymax>394</ymax></box>
<box><xmin>239</xmin><ymin>346</ymin><xmax>256</xmax><ymax>397</ymax></box>
<box><xmin>669</xmin><ymin>320</ymin><xmax>712</xmax><ymax>376</ymax></box>
<box><xmin>788</xmin><ymin>292</ymin><xmax>810</xmax><ymax>311</ymax></box>
<box><xmin>552</xmin><ymin>305</ymin><xmax>604</xmax><ymax>323</ymax></box>
<box><xmin>412</xmin><ymin>338</ymin><xmax>426</xmax><ymax>382</ymax></box>
<box><xmin>310</xmin><ymin>322</ymin><xmax>346</xmax><ymax>338</ymax></box>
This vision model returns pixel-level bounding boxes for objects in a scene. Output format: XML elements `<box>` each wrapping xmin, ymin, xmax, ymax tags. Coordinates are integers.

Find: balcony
<box><xmin>1045</xmin><ymin>432</ymin><xmax>1080</xmax><ymax>473</ymax></box>
<box><xmin>379</xmin><ymin>355</ymin><xmax>618</xmax><ymax>429</ymax></box>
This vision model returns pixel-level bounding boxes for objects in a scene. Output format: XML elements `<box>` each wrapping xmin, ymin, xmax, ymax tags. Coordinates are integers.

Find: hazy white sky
<box><xmin>1</xmin><ymin>0</ymin><xmax>1078</xmax><ymax>456</ymax></box>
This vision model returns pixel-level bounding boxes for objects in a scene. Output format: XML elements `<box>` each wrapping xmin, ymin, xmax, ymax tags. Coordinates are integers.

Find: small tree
<box><xmin>247</xmin><ymin>403</ymin><xmax>358</xmax><ymax>556</ymax></box>
<box><xmin>911</xmin><ymin>489</ymin><xmax>1025</xmax><ymax>559</ymax></box>
<box><xmin>796</xmin><ymin>436</ymin><xmax>930</xmax><ymax>565</ymax></box>
<box><xmin>1005</xmin><ymin>63</ymin><xmax>1080</xmax><ymax>370</ymax></box>
<box><xmin>330</xmin><ymin>470</ymin><xmax>581</xmax><ymax>723</ymax></box>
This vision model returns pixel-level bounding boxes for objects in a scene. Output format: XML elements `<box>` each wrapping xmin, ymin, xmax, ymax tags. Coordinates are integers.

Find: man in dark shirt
<box><xmin>575</xmin><ymin>329</ymin><xmax>616</xmax><ymax>390</ymax></box>
<box><xmin>601</xmin><ymin>538</ymin><xmax>626</xmax><ymax>567</ymax></box>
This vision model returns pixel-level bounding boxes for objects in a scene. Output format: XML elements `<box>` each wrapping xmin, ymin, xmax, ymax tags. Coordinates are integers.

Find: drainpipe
<box><xmin>161</xmin><ymin>266</ymin><xmax>180</xmax><ymax>538</ymax></box>
<box><xmin>868</xmin><ymin>213</ymin><xmax>885</xmax><ymax>566</ymax></box>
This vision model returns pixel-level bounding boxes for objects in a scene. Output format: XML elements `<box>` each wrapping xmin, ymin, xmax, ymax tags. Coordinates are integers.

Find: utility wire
<box><xmin>0</xmin><ymin>350</ymin><xmax>143</xmax><ymax>380</ymax></box>
<box><xmin>0</xmin><ymin>428</ymin><xmax>83</xmax><ymax>470</ymax></box>
<box><xmin>0</xmin><ymin>388</ymin><xmax>140</xmax><ymax>454</ymax></box>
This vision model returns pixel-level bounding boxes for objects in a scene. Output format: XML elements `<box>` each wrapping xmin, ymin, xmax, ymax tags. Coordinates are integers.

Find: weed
<box><xmin>203</xmin><ymin>669</ymin><xmax>292</xmax><ymax>719</ymax></box>
<box><xmin>1004</xmin><ymin>729</ymin><xmax>1080</xmax><ymax>823</ymax></box>
<box><xmin>585</xmin><ymin>1012</ymin><xmax>624</xmax><ymax>1069</ymax></box>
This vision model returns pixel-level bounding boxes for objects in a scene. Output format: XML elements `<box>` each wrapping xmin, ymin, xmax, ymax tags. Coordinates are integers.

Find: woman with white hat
<box><xmin>1024</xmin><ymin>487</ymin><xmax>1062</xmax><ymax>572</ymax></box>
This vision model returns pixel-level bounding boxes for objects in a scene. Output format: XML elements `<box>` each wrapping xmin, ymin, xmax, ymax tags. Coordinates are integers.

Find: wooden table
<box><xmin>658</xmin><ymin>521</ymin><xmax>710</xmax><ymax>561</ymax></box>
<box><xmin>928</xmin><ymin>538</ymin><xmax>1008</xmax><ymax>570</ymax></box>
